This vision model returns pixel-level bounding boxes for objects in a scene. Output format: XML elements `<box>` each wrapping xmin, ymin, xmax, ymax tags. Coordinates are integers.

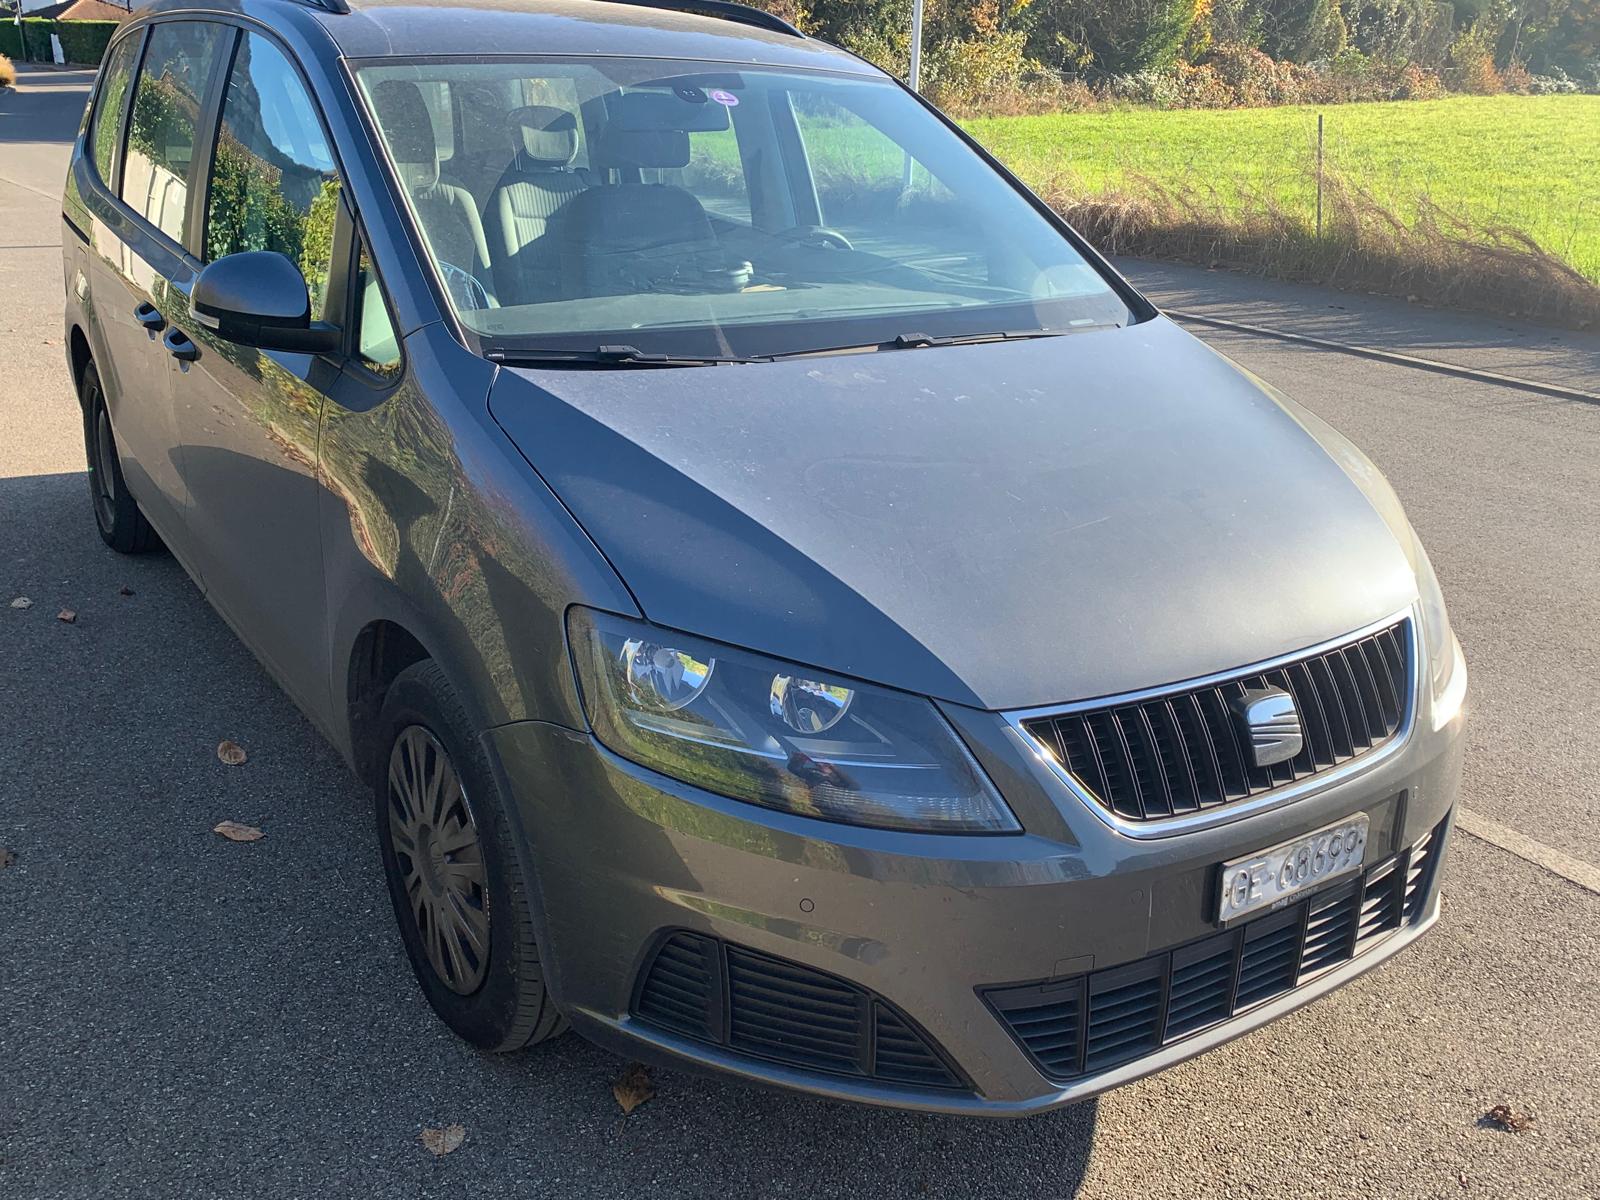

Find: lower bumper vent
<box><xmin>987</xmin><ymin>816</ymin><xmax>1449</xmax><ymax>1082</ymax></box>
<box><xmin>633</xmin><ymin>931</ymin><xmax>965</xmax><ymax>1090</ymax></box>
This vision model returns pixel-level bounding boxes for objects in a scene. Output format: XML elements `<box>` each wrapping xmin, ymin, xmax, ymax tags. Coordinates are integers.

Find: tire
<box><xmin>80</xmin><ymin>363</ymin><xmax>159</xmax><ymax>554</ymax></box>
<box><xmin>373</xmin><ymin>659</ymin><xmax>566</xmax><ymax>1051</ymax></box>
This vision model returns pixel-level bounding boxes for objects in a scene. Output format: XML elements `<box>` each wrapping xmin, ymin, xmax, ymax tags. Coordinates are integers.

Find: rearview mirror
<box><xmin>192</xmin><ymin>250</ymin><xmax>340</xmax><ymax>355</ymax></box>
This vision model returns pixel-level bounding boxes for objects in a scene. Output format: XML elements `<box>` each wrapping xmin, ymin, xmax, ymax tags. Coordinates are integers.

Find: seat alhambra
<box><xmin>61</xmin><ymin>0</ymin><xmax>1466</xmax><ymax>1114</ymax></box>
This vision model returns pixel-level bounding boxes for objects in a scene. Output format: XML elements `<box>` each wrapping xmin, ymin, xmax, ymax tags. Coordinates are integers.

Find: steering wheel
<box><xmin>777</xmin><ymin>225</ymin><xmax>855</xmax><ymax>252</ymax></box>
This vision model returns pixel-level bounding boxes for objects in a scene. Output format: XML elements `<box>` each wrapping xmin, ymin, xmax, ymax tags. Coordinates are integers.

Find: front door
<box><xmin>162</xmin><ymin>29</ymin><xmax>345</xmax><ymax>721</ymax></box>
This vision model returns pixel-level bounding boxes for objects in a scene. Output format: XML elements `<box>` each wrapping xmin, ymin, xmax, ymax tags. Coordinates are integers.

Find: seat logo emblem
<box><xmin>1235</xmin><ymin>687</ymin><xmax>1303</xmax><ymax>768</ymax></box>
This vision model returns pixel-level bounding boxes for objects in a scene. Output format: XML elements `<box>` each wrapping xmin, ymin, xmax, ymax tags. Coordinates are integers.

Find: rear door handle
<box><xmin>134</xmin><ymin>301</ymin><xmax>166</xmax><ymax>334</ymax></box>
<box><xmin>162</xmin><ymin>327</ymin><xmax>199</xmax><ymax>363</ymax></box>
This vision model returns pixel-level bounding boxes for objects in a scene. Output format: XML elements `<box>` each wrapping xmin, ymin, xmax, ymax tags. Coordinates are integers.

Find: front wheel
<box><xmin>374</xmin><ymin>660</ymin><xmax>566</xmax><ymax>1051</ymax></box>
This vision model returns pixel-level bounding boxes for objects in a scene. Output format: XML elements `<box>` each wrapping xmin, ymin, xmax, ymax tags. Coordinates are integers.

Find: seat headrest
<box><xmin>508</xmin><ymin>105</ymin><xmax>580</xmax><ymax>169</ymax></box>
<box><xmin>369</xmin><ymin>79</ymin><xmax>441</xmax><ymax>191</ymax></box>
<box><xmin>597</xmin><ymin>127</ymin><xmax>690</xmax><ymax>170</ymax></box>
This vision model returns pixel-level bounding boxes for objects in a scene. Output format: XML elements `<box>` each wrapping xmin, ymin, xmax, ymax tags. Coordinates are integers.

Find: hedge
<box><xmin>55</xmin><ymin>21</ymin><xmax>117</xmax><ymax>66</ymax></box>
<box><xmin>0</xmin><ymin>19</ymin><xmax>119</xmax><ymax>66</ymax></box>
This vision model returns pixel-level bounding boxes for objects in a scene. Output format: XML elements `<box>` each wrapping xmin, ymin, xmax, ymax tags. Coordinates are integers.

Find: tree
<box><xmin>1026</xmin><ymin>0</ymin><xmax>1211</xmax><ymax>73</ymax></box>
<box><xmin>1259</xmin><ymin>0</ymin><xmax>1346</xmax><ymax>60</ymax></box>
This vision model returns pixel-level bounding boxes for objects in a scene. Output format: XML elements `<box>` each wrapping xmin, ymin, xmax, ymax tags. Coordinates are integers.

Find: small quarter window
<box><xmin>90</xmin><ymin>33</ymin><xmax>141</xmax><ymax>187</ymax></box>
<box><xmin>355</xmin><ymin>241</ymin><xmax>402</xmax><ymax>376</ymax></box>
<box><xmin>122</xmin><ymin>21</ymin><xmax>226</xmax><ymax>244</ymax></box>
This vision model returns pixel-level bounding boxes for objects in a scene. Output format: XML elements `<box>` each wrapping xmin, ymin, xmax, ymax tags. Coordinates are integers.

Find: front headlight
<box><xmin>1413</xmin><ymin>533</ymin><xmax>1467</xmax><ymax>730</ymax></box>
<box><xmin>569</xmin><ymin>608</ymin><xmax>1019</xmax><ymax>834</ymax></box>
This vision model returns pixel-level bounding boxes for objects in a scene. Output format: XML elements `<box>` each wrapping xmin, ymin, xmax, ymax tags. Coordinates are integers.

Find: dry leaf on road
<box><xmin>1483</xmin><ymin>1103</ymin><xmax>1533</xmax><ymax>1133</ymax></box>
<box><xmin>9</xmin><ymin>596</ymin><xmax>31</xmax><ymax>609</ymax></box>
<box><xmin>118</xmin><ymin>585</ymin><xmax>135</xmax><ymax>597</ymax></box>
<box><xmin>612</xmin><ymin>1062</ymin><xmax>655</xmax><ymax>1115</ymax></box>
<box><xmin>0</xmin><ymin>847</ymin><xmax>15</xmax><ymax>869</ymax></box>
<box><xmin>57</xmin><ymin>609</ymin><xmax>77</xmax><ymax>624</ymax></box>
<box><xmin>418</xmin><ymin>1124</ymin><xmax>466</xmax><ymax>1157</ymax></box>
<box><xmin>213</xmin><ymin>821</ymin><xmax>265</xmax><ymax>843</ymax></box>
<box><xmin>217</xmin><ymin>740</ymin><xmax>248</xmax><ymax>766</ymax></box>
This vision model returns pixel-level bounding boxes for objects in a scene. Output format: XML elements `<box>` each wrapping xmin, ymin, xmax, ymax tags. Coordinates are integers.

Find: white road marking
<box><xmin>1456</xmin><ymin>807</ymin><xmax>1600</xmax><ymax>896</ymax></box>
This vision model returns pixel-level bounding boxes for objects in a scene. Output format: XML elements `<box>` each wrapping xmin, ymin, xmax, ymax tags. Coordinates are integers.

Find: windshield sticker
<box><xmin>708</xmin><ymin>89</ymin><xmax>740</xmax><ymax>107</ymax></box>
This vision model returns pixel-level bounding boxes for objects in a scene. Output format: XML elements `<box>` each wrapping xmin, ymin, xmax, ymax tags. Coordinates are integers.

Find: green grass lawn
<box><xmin>962</xmin><ymin>95</ymin><xmax>1600</xmax><ymax>283</ymax></box>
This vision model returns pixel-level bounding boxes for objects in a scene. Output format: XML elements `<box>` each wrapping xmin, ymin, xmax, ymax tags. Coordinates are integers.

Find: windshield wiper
<box><xmin>889</xmin><ymin>329</ymin><xmax>1082</xmax><ymax>349</ymax></box>
<box><xmin>488</xmin><ymin>344</ymin><xmax>756</xmax><ymax>368</ymax></box>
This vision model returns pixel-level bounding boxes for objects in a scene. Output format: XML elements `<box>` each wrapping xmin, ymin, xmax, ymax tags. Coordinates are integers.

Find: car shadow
<box><xmin>1</xmin><ymin>466</ymin><xmax>1099</xmax><ymax>1197</ymax></box>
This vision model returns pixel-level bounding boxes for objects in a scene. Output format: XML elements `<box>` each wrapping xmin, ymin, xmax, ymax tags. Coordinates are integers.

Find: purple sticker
<box><xmin>708</xmin><ymin>89</ymin><xmax>740</xmax><ymax>108</ymax></box>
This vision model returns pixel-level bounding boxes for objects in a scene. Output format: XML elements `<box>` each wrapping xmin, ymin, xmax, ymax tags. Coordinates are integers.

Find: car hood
<box><xmin>488</xmin><ymin>317</ymin><xmax>1417</xmax><ymax>710</ymax></box>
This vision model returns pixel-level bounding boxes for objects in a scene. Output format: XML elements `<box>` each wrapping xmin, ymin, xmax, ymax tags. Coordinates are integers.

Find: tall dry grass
<box><xmin>0</xmin><ymin>55</ymin><xmax>16</xmax><ymax>90</ymax></box>
<box><xmin>1037</xmin><ymin>171</ymin><xmax>1600</xmax><ymax>329</ymax></box>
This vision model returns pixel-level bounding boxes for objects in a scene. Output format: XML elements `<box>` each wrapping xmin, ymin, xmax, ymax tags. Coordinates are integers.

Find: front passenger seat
<box><xmin>368</xmin><ymin>79</ymin><xmax>495</xmax><ymax>310</ymax></box>
<box><xmin>485</xmin><ymin>106</ymin><xmax>588</xmax><ymax>307</ymax></box>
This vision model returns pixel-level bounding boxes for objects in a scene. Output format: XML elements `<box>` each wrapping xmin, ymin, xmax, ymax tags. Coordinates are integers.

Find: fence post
<box><xmin>1316</xmin><ymin>113</ymin><xmax>1324</xmax><ymax>240</ymax></box>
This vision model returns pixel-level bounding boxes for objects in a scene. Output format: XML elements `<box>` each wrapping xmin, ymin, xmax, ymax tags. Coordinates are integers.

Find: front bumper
<box><xmin>486</xmin><ymin>687</ymin><xmax>1464</xmax><ymax>1116</ymax></box>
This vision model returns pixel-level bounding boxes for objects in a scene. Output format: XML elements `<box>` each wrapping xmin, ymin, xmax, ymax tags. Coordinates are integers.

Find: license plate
<box><xmin>1217</xmin><ymin>815</ymin><xmax>1369</xmax><ymax>923</ymax></box>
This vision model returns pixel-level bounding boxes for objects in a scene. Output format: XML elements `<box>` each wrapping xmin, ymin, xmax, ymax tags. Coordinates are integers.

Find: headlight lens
<box><xmin>1413</xmin><ymin>532</ymin><xmax>1467</xmax><ymax>729</ymax></box>
<box><xmin>569</xmin><ymin>609</ymin><xmax>1019</xmax><ymax>833</ymax></box>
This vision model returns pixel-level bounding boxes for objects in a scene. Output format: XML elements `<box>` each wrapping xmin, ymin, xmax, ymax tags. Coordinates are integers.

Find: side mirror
<box><xmin>192</xmin><ymin>250</ymin><xmax>340</xmax><ymax>355</ymax></box>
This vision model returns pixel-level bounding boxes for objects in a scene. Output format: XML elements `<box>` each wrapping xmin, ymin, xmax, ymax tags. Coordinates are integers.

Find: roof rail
<box><xmin>599</xmin><ymin>0</ymin><xmax>805</xmax><ymax>37</ymax></box>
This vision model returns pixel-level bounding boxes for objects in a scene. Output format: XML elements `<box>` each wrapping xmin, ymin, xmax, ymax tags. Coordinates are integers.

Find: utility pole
<box><xmin>908</xmin><ymin>0</ymin><xmax>925</xmax><ymax>91</ymax></box>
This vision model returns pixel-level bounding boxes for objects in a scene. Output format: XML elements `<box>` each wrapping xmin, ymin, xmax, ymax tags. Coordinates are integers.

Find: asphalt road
<box><xmin>3</xmin><ymin>65</ymin><xmax>1598</xmax><ymax>1200</ymax></box>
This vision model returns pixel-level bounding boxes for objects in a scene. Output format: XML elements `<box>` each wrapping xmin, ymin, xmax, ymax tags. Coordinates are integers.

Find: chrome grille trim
<box><xmin>1004</xmin><ymin>607</ymin><xmax>1420</xmax><ymax>839</ymax></box>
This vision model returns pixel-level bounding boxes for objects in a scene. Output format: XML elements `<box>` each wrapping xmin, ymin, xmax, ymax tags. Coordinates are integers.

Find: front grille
<box><xmin>633</xmin><ymin>931</ymin><xmax>964</xmax><ymax>1090</ymax></box>
<box><xmin>986</xmin><ymin>817</ymin><xmax>1447</xmax><ymax>1081</ymax></box>
<box><xmin>1023</xmin><ymin>619</ymin><xmax>1412</xmax><ymax>822</ymax></box>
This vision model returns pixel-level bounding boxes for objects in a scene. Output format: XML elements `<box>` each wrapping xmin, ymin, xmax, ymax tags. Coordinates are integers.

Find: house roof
<box><xmin>27</xmin><ymin>0</ymin><xmax>134</xmax><ymax>20</ymax></box>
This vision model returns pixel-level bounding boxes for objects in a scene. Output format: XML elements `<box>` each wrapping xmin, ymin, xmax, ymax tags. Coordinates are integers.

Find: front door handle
<box><xmin>162</xmin><ymin>327</ymin><xmax>199</xmax><ymax>363</ymax></box>
<box><xmin>134</xmin><ymin>301</ymin><xmax>166</xmax><ymax>335</ymax></box>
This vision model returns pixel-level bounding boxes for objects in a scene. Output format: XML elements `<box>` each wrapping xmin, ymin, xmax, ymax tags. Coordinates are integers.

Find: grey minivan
<box><xmin>62</xmin><ymin>0</ymin><xmax>1466</xmax><ymax>1115</ymax></box>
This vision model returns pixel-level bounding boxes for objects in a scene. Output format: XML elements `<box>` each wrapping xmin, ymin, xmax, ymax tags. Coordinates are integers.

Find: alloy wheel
<box><xmin>386</xmin><ymin>725</ymin><xmax>491</xmax><ymax>995</ymax></box>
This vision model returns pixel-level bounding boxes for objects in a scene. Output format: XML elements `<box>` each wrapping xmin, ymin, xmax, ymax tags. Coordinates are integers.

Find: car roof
<box><xmin>132</xmin><ymin>0</ymin><xmax>882</xmax><ymax>75</ymax></box>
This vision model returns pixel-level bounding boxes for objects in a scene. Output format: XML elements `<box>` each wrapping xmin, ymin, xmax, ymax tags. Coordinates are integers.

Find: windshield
<box><xmin>354</xmin><ymin>57</ymin><xmax>1136</xmax><ymax>360</ymax></box>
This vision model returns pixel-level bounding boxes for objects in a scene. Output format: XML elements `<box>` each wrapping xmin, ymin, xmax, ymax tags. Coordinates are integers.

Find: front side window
<box><xmin>356</xmin><ymin>57</ymin><xmax>1132</xmax><ymax>361</ymax></box>
<box><xmin>90</xmin><ymin>32</ymin><xmax>142</xmax><ymax>187</ymax></box>
<box><xmin>205</xmin><ymin>32</ymin><xmax>341</xmax><ymax>317</ymax></box>
<box><xmin>122</xmin><ymin>21</ymin><xmax>225</xmax><ymax>244</ymax></box>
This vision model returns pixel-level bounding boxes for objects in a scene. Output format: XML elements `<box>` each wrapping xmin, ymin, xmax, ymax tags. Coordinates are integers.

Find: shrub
<box><xmin>54</xmin><ymin>21</ymin><xmax>119</xmax><ymax>67</ymax></box>
<box><xmin>19</xmin><ymin>18</ymin><xmax>56</xmax><ymax>63</ymax></box>
<box><xmin>0</xmin><ymin>54</ymin><xmax>13</xmax><ymax>90</ymax></box>
<box><xmin>1528</xmin><ymin>66</ymin><xmax>1581</xmax><ymax>93</ymax></box>
<box><xmin>1205</xmin><ymin>41</ymin><xmax>1303</xmax><ymax>105</ymax></box>
<box><xmin>0</xmin><ymin>23</ymin><xmax>20</xmax><ymax>61</ymax></box>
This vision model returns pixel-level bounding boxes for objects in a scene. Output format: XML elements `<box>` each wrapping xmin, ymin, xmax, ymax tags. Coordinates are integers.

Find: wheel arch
<box><xmin>68</xmin><ymin>325</ymin><xmax>94</xmax><ymax>403</ymax></box>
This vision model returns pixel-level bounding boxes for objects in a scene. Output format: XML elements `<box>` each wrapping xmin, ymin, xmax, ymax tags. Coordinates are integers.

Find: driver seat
<box><xmin>548</xmin><ymin>127</ymin><xmax>720</xmax><ymax>299</ymax></box>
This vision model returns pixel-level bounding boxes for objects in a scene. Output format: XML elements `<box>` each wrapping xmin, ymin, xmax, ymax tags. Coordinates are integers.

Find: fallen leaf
<box><xmin>57</xmin><ymin>609</ymin><xmax>77</xmax><ymax>624</ymax></box>
<box><xmin>217</xmin><ymin>740</ymin><xmax>248</xmax><ymax>766</ymax></box>
<box><xmin>0</xmin><ymin>848</ymin><xmax>14</xmax><ymax>869</ymax></box>
<box><xmin>118</xmin><ymin>584</ymin><xmax>135</xmax><ymax>597</ymax></box>
<box><xmin>10</xmin><ymin>597</ymin><xmax>32</xmax><ymax>609</ymax></box>
<box><xmin>418</xmin><ymin>1124</ymin><xmax>466</xmax><ymax>1157</ymax></box>
<box><xmin>612</xmin><ymin>1062</ymin><xmax>655</xmax><ymax>1115</ymax></box>
<box><xmin>1482</xmin><ymin>1103</ymin><xmax>1533</xmax><ymax>1133</ymax></box>
<box><xmin>213</xmin><ymin>821</ymin><xmax>265</xmax><ymax>843</ymax></box>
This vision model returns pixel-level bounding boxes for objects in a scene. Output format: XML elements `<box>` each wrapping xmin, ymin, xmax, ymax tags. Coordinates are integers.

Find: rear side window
<box><xmin>89</xmin><ymin>33</ymin><xmax>141</xmax><ymax>186</ymax></box>
<box><xmin>205</xmin><ymin>32</ymin><xmax>341</xmax><ymax>316</ymax></box>
<box><xmin>122</xmin><ymin>21</ymin><xmax>226</xmax><ymax>244</ymax></box>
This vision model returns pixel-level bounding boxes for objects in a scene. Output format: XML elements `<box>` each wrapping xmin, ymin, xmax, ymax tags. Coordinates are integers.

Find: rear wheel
<box><xmin>80</xmin><ymin>363</ymin><xmax>159</xmax><ymax>554</ymax></box>
<box><xmin>374</xmin><ymin>659</ymin><xmax>566</xmax><ymax>1051</ymax></box>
